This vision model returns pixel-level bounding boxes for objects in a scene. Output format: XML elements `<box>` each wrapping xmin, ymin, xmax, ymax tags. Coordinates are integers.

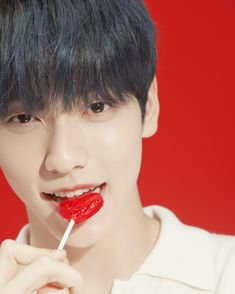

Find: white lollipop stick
<box><xmin>58</xmin><ymin>219</ymin><xmax>75</xmax><ymax>250</ymax></box>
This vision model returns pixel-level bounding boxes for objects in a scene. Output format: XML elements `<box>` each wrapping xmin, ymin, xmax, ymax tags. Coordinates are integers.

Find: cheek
<box><xmin>108</xmin><ymin>129</ymin><xmax>142</xmax><ymax>178</ymax></box>
<box><xmin>93</xmin><ymin>116</ymin><xmax>143</xmax><ymax>188</ymax></box>
<box><xmin>0</xmin><ymin>131</ymin><xmax>44</xmax><ymax>199</ymax></box>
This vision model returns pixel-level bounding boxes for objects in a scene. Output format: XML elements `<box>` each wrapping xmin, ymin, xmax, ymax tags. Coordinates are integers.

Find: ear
<box><xmin>142</xmin><ymin>76</ymin><xmax>160</xmax><ymax>138</ymax></box>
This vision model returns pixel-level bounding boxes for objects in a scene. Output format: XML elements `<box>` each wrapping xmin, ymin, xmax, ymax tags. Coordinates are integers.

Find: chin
<box><xmin>43</xmin><ymin>208</ymin><xmax>110</xmax><ymax>248</ymax></box>
<box><xmin>63</xmin><ymin>223</ymin><xmax>109</xmax><ymax>248</ymax></box>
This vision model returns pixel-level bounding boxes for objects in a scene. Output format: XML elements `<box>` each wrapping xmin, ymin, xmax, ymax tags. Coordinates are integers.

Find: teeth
<box><xmin>65</xmin><ymin>191</ymin><xmax>75</xmax><ymax>197</ymax></box>
<box><xmin>82</xmin><ymin>188</ymin><xmax>90</xmax><ymax>193</ymax></box>
<box><xmin>49</xmin><ymin>185</ymin><xmax>102</xmax><ymax>199</ymax></box>
<box><xmin>54</xmin><ymin>192</ymin><xmax>66</xmax><ymax>197</ymax></box>
<box><xmin>74</xmin><ymin>189</ymin><xmax>86</xmax><ymax>196</ymax></box>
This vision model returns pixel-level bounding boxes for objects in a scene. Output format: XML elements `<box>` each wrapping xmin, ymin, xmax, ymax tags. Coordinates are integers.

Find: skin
<box><xmin>0</xmin><ymin>240</ymin><xmax>82</xmax><ymax>293</ymax></box>
<box><xmin>0</xmin><ymin>77</ymin><xmax>160</xmax><ymax>293</ymax></box>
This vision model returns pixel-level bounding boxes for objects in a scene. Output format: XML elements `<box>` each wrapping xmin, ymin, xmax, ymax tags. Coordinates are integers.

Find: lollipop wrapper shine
<box><xmin>58</xmin><ymin>193</ymin><xmax>104</xmax><ymax>224</ymax></box>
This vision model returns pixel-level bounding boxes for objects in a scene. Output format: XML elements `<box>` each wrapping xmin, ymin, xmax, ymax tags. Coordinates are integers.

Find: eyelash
<box><xmin>7</xmin><ymin>114</ymin><xmax>38</xmax><ymax>124</ymax></box>
<box><xmin>85</xmin><ymin>102</ymin><xmax>110</xmax><ymax>114</ymax></box>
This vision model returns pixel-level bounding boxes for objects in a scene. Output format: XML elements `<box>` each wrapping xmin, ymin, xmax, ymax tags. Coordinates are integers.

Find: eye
<box><xmin>87</xmin><ymin>102</ymin><xmax>108</xmax><ymax>114</ymax></box>
<box><xmin>8</xmin><ymin>114</ymin><xmax>37</xmax><ymax>124</ymax></box>
<box><xmin>82</xmin><ymin>101</ymin><xmax>119</xmax><ymax>122</ymax></box>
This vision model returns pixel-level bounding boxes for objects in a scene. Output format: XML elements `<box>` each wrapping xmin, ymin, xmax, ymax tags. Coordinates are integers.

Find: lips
<box><xmin>42</xmin><ymin>183</ymin><xmax>105</xmax><ymax>203</ymax></box>
<box><xmin>41</xmin><ymin>183</ymin><xmax>105</xmax><ymax>225</ymax></box>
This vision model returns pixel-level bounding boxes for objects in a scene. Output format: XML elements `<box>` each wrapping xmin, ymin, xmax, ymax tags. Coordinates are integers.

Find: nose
<box><xmin>44</xmin><ymin>119</ymin><xmax>88</xmax><ymax>174</ymax></box>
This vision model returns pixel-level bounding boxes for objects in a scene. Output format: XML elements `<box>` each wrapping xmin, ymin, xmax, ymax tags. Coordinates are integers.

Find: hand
<box><xmin>0</xmin><ymin>239</ymin><xmax>82</xmax><ymax>294</ymax></box>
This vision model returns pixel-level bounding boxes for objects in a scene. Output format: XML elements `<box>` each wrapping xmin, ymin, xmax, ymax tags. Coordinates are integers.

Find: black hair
<box><xmin>0</xmin><ymin>0</ymin><xmax>156</xmax><ymax>121</ymax></box>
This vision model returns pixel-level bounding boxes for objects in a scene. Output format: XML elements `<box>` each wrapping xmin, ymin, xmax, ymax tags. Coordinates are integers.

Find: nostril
<box><xmin>44</xmin><ymin>155</ymin><xmax>86</xmax><ymax>174</ymax></box>
<box><xmin>44</xmin><ymin>136</ymin><xmax>88</xmax><ymax>173</ymax></box>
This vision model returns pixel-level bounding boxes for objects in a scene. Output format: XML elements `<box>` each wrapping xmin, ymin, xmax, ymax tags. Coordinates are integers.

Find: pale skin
<box><xmin>0</xmin><ymin>77</ymin><xmax>160</xmax><ymax>293</ymax></box>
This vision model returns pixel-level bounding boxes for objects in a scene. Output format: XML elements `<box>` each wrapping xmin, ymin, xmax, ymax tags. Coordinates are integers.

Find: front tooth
<box><xmin>74</xmin><ymin>189</ymin><xmax>84</xmax><ymax>196</ymax></box>
<box><xmin>66</xmin><ymin>191</ymin><xmax>75</xmax><ymax>198</ymax></box>
<box><xmin>55</xmin><ymin>192</ymin><xmax>66</xmax><ymax>197</ymax></box>
<box><xmin>82</xmin><ymin>188</ymin><xmax>90</xmax><ymax>193</ymax></box>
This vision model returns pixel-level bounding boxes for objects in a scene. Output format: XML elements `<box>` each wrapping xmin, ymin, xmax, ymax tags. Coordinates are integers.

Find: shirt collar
<box><xmin>135</xmin><ymin>205</ymin><xmax>217</xmax><ymax>290</ymax></box>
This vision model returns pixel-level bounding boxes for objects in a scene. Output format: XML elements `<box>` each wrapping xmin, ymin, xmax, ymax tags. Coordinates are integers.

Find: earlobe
<box><xmin>142</xmin><ymin>76</ymin><xmax>160</xmax><ymax>138</ymax></box>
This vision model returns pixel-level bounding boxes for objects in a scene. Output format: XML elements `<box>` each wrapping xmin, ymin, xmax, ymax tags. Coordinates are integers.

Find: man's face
<box><xmin>0</xmin><ymin>97</ymin><xmax>145</xmax><ymax>246</ymax></box>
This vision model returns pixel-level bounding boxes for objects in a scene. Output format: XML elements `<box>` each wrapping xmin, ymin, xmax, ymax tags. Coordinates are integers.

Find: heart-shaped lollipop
<box><xmin>57</xmin><ymin>192</ymin><xmax>104</xmax><ymax>249</ymax></box>
<box><xmin>58</xmin><ymin>192</ymin><xmax>104</xmax><ymax>224</ymax></box>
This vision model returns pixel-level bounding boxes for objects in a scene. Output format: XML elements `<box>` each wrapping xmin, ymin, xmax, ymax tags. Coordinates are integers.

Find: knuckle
<box><xmin>0</xmin><ymin>239</ymin><xmax>15</xmax><ymax>252</ymax></box>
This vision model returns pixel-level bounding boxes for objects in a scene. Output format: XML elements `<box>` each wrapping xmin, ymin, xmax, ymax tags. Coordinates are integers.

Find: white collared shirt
<box><xmin>16</xmin><ymin>205</ymin><xmax>235</xmax><ymax>293</ymax></box>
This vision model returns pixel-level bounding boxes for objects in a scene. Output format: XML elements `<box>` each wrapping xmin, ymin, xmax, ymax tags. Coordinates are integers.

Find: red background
<box><xmin>1</xmin><ymin>0</ymin><xmax>235</xmax><ymax>242</ymax></box>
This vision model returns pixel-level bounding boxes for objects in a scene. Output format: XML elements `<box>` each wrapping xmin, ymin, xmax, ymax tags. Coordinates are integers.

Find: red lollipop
<box><xmin>58</xmin><ymin>192</ymin><xmax>104</xmax><ymax>224</ymax></box>
<box><xmin>57</xmin><ymin>192</ymin><xmax>104</xmax><ymax>249</ymax></box>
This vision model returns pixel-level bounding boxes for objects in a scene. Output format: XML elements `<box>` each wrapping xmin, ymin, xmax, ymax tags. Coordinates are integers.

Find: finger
<box><xmin>2</xmin><ymin>256</ymin><xmax>82</xmax><ymax>294</ymax></box>
<box><xmin>0</xmin><ymin>239</ymin><xmax>66</xmax><ymax>287</ymax></box>
<box><xmin>37</xmin><ymin>260</ymin><xmax>71</xmax><ymax>294</ymax></box>
<box><xmin>0</xmin><ymin>239</ymin><xmax>66</xmax><ymax>264</ymax></box>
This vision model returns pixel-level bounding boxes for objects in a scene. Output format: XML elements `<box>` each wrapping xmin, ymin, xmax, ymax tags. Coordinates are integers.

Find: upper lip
<box><xmin>43</xmin><ymin>183</ymin><xmax>104</xmax><ymax>194</ymax></box>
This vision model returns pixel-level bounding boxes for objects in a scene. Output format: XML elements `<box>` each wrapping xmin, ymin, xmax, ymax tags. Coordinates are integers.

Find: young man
<box><xmin>0</xmin><ymin>0</ymin><xmax>234</xmax><ymax>293</ymax></box>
